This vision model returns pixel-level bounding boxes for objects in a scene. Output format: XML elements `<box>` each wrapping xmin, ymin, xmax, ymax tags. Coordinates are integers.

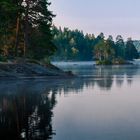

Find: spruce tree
<box><xmin>0</xmin><ymin>0</ymin><xmax>56</xmax><ymax>60</ymax></box>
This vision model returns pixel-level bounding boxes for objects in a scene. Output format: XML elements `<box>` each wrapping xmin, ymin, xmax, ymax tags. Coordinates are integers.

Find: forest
<box><xmin>0</xmin><ymin>0</ymin><xmax>139</xmax><ymax>64</ymax></box>
<box><xmin>0</xmin><ymin>0</ymin><xmax>56</xmax><ymax>62</ymax></box>
<box><xmin>52</xmin><ymin>26</ymin><xmax>139</xmax><ymax>64</ymax></box>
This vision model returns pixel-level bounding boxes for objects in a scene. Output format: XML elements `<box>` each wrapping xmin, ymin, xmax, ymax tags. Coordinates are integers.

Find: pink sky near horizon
<box><xmin>50</xmin><ymin>0</ymin><xmax>140</xmax><ymax>40</ymax></box>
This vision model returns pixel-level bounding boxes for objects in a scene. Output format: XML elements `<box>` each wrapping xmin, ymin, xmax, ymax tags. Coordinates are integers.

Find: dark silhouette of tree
<box><xmin>115</xmin><ymin>35</ymin><xmax>125</xmax><ymax>59</ymax></box>
<box><xmin>0</xmin><ymin>0</ymin><xmax>56</xmax><ymax>60</ymax></box>
<box><xmin>125</xmin><ymin>38</ymin><xmax>139</xmax><ymax>60</ymax></box>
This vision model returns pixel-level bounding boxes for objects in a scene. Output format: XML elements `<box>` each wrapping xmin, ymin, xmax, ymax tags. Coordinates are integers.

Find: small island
<box><xmin>52</xmin><ymin>28</ymin><xmax>139</xmax><ymax>65</ymax></box>
<box><xmin>94</xmin><ymin>36</ymin><xmax>139</xmax><ymax>65</ymax></box>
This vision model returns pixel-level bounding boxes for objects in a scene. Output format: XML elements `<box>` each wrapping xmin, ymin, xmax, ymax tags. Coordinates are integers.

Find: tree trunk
<box><xmin>15</xmin><ymin>17</ymin><xmax>20</xmax><ymax>57</ymax></box>
<box><xmin>24</xmin><ymin>0</ymin><xmax>29</xmax><ymax>57</ymax></box>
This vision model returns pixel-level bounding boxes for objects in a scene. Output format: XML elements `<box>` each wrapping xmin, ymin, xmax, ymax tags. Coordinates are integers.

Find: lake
<box><xmin>0</xmin><ymin>62</ymin><xmax>140</xmax><ymax>140</ymax></box>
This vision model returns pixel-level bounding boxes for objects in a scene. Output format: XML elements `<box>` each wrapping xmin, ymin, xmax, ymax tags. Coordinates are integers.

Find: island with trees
<box><xmin>52</xmin><ymin>27</ymin><xmax>139</xmax><ymax>64</ymax></box>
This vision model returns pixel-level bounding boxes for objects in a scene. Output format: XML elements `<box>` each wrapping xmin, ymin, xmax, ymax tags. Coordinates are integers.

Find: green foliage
<box><xmin>94</xmin><ymin>35</ymin><xmax>139</xmax><ymax>64</ymax></box>
<box><xmin>26</xmin><ymin>0</ymin><xmax>56</xmax><ymax>59</ymax></box>
<box><xmin>115</xmin><ymin>35</ymin><xmax>125</xmax><ymax>58</ymax></box>
<box><xmin>0</xmin><ymin>0</ymin><xmax>18</xmax><ymax>58</ymax></box>
<box><xmin>125</xmin><ymin>38</ymin><xmax>139</xmax><ymax>60</ymax></box>
<box><xmin>1</xmin><ymin>1</ymin><xmax>139</xmax><ymax>63</ymax></box>
<box><xmin>52</xmin><ymin>26</ymin><xmax>95</xmax><ymax>61</ymax></box>
<box><xmin>52</xmin><ymin>27</ymin><xmax>139</xmax><ymax>64</ymax></box>
<box><xmin>94</xmin><ymin>34</ymin><xmax>115</xmax><ymax>62</ymax></box>
<box><xmin>0</xmin><ymin>0</ymin><xmax>56</xmax><ymax>61</ymax></box>
<box><xmin>94</xmin><ymin>40</ymin><xmax>104</xmax><ymax>61</ymax></box>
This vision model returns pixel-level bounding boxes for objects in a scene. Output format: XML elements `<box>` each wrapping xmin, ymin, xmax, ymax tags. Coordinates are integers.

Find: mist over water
<box><xmin>0</xmin><ymin>62</ymin><xmax>140</xmax><ymax>140</ymax></box>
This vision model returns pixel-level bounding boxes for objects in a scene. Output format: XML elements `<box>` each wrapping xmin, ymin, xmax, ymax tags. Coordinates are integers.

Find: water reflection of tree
<box><xmin>0</xmin><ymin>79</ymin><xmax>97</xmax><ymax>139</ymax></box>
<box><xmin>115</xmin><ymin>76</ymin><xmax>124</xmax><ymax>87</ymax></box>
<box><xmin>94</xmin><ymin>66</ymin><xmax>114</xmax><ymax>90</ymax></box>
<box><xmin>0</xmin><ymin>82</ymin><xmax>57</xmax><ymax>140</ymax></box>
<box><xmin>94</xmin><ymin>65</ymin><xmax>139</xmax><ymax>88</ymax></box>
<box><xmin>60</xmin><ymin>65</ymin><xmax>139</xmax><ymax>90</ymax></box>
<box><xmin>0</xmin><ymin>66</ymin><xmax>139</xmax><ymax>139</ymax></box>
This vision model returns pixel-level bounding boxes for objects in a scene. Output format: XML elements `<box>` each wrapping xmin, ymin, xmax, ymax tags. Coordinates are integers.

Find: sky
<box><xmin>50</xmin><ymin>0</ymin><xmax>140</xmax><ymax>40</ymax></box>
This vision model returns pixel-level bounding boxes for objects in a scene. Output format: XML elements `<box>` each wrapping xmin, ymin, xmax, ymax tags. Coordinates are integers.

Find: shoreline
<box><xmin>0</xmin><ymin>62</ymin><xmax>75</xmax><ymax>79</ymax></box>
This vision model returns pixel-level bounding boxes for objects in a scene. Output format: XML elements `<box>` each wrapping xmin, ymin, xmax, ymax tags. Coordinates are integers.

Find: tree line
<box><xmin>52</xmin><ymin>26</ymin><xmax>95</xmax><ymax>61</ymax></box>
<box><xmin>0</xmin><ymin>1</ymin><xmax>139</xmax><ymax>63</ymax></box>
<box><xmin>52</xmin><ymin>26</ymin><xmax>139</xmax><ymax>63</ymax></box>
<box><xmin>0</xmin><ymin>0</ymin><xmax>56</xmax><ymax>61</ymax></box>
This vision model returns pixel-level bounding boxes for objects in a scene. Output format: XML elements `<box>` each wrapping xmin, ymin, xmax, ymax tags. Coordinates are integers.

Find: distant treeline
<box><xmin>52</xmin><ymin>26</ymin><xmax>139</xmax><ymax>62</ymax></box>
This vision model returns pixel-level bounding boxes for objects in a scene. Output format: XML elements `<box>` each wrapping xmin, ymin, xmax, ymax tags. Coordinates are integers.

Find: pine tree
<box><xmin>0</xmin><ymin>0</ymin><xmax>19</xmax><ymax>58</ymax></box>
<box><xmin>21</xmin><ymin>0</ymin><xmax>56</xmax><ymax>59</ymax></box>
<box><xmin>0</xmin><ymin>0</ymin><xmax>56</xmax><ymax>60</ymax></box>
<box><xmin>125</xmin><ymin>38</ymin><xmax>139</xmax><ymax>60</ymax></box>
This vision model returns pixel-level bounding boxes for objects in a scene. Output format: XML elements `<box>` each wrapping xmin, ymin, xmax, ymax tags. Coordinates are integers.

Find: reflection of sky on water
<box><xmin>0</xmin><ymin>64</ymin><xmax>140</xmax><ymax>140</ymax></box>
<box><xmin>52</xmin><ymin>63</ymin><xmax>140</xmax><ymax>140</ymax></box>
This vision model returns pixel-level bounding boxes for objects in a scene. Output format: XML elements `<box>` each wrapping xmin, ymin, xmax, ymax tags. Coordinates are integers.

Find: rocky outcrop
<box><xmin>0</xmin><ymin>62</ymin><xmax>74</xmax><ymax>79</ymax></box>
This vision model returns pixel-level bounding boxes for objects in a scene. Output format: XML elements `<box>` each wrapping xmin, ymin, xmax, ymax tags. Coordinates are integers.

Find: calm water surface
<box><xmin>1</xmin><ymin>62</ymin><xmax>140</xmax><ymax>140</ymax></box>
